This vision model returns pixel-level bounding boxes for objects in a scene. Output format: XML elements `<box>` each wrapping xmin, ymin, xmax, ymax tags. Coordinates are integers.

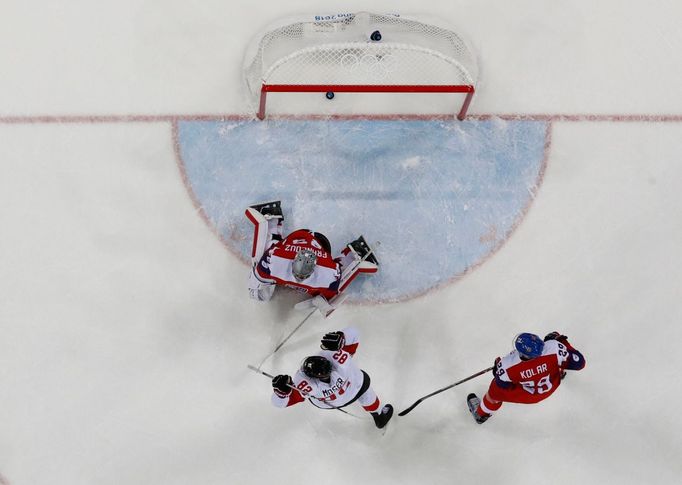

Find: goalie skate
<box><xmin>348</xmin><ymin>236</ymin><xmax>379</xmax><ymax>266</ymax></box>
<box><xmin>247</xmin><ymin>200</ymin><xmax>283</xmax><ymax>221</ymax></box>
<box><xmin>372</xmin><ymin>404</ymin><xmax>394</xmax><ymax>430</ymax></box>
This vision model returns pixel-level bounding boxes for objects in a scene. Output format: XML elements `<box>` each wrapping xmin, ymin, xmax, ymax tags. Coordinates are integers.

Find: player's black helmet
<box><xmin>301</xmin><ymin>356</ymin><xmax>332</xmax><ymax>380</ymax></box>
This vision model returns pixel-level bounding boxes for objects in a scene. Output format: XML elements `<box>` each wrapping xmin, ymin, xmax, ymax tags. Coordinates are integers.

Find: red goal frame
<box><xmin>257</xmin><ymin>84</ymin><xmax>475</xmax><ymax>120</ymax></box>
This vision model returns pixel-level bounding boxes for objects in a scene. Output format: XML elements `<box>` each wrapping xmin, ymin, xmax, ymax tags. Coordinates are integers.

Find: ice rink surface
<box><xmin>177</xmin><ymin>118</ymin><xmax>548</xmax><ymax>301</ymax></box>
<box><xmin>2</xmin><ymin>1</ymin><xmax>682</xmax><ymax>485</ymax></box>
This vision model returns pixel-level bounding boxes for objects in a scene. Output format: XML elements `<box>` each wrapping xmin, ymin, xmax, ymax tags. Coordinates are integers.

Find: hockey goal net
<box><xmin>244</xmin><ymin>12</ymin><xmax>478</xmax><ymax>120</ymax></box>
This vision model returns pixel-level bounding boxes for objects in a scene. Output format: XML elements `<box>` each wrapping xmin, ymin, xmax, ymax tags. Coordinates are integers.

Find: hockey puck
<box><xmin>370</xmin><ymin>30</ymin><xmax>382</xmax><ymax>41</ymax></box>
<box><xmin>325</xmin><ymin>91</ymin><xmax>335</xmax><ymax>100</ymax></box>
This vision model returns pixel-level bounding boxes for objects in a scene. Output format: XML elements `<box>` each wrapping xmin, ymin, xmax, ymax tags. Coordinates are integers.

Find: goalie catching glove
<box><xmin>320</xmin><ymin>331</ymin><xmax>345</xmax><ymax>351</ymax></box>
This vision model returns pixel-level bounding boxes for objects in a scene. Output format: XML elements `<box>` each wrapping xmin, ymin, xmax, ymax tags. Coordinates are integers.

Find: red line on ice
<box><xmin>3</xmin><ymin>112</ymin><xmax>677</xmax><ymax>304</ymax></box>
<box><xmin>1</xmin><ymin>112</ymin><xmax>682</xmax><ymax>124</ymax></box>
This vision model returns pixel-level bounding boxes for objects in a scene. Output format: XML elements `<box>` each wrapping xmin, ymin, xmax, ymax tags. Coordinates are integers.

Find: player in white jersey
<box><xmin>270</xmin><ymin>327</ymin><xmax>394</xmax><ymax>429</ymax></box>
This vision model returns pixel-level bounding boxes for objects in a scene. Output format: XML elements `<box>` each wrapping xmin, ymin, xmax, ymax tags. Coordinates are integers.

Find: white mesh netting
<box><xmin>244</xmin><ymin>12</ymin><xmax>478</xmax><ymax>97</ymax></box>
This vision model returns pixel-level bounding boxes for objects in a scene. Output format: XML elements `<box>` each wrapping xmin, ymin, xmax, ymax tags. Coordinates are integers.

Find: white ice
<box><xmin>1</xmin><ymin>1</ymin><xmax>682</xmax><ymax>485</ymax></box>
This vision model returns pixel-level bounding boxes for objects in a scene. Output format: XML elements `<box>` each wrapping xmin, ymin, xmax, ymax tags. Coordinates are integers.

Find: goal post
<box><xmin>244</xmin><ymin>12</ymin><xmax>478</xmax><ymax>120</ymax></box>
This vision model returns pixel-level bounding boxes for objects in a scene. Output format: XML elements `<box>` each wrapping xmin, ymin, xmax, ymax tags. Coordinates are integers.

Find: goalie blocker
<box><xmin>245</xmin><ymin>200</ymin><xmax>378</xmax><ymax>315</ymax></box>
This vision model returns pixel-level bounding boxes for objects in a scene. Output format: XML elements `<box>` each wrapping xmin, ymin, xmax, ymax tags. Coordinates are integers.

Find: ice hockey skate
<box><xmin>248</xmin><ymin>200</ymin><xmax>283</xmax><ymax>220</ymax></box>
<box><xmin>371</xmin><ymin>404</ymin><xmax>394</xmax><ymax>429</ymax></box>
<box><xmin>467</xmin><ymin>393</ymin><xmax>490</xmax><ymax>424</ymax></box>
<box><xmin>348</xmin><ymin>235</ymin><xmax>379</xmax><ymax>266</ymax></box>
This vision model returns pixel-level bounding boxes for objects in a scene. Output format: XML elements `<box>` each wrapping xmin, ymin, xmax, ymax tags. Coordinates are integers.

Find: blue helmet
<box><xmin>514</xmin><ymin>333</ymin><xmax>544</xmax><ymax>359</ymax></box>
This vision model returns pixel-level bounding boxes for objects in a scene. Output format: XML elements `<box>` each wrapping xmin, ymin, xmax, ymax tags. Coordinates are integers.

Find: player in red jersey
<box><xmin>467</xmin><ymin>331</ymin><xmax>586</xmax><ymax>424</ymax></box>
<box><xmin>245</xmin><ymin>201</ymin><xmax>378</xmax><ymax>315</ymax></box>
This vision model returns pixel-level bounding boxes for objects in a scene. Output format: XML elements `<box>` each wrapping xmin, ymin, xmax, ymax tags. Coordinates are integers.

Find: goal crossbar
<box><xmin>258</xmin><ymin>84</ymin><xmax>475</xmax><ymax>120</ymax></box>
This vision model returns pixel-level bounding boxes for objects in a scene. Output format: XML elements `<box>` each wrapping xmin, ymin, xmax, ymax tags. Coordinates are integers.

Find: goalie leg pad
<box><xmin>245</xmin><ymin>201</ymin><xmax>284</xmax><ymax>261</ymax></box>
<box><xmin>336</xmin><ymin>237</ymin><xmax>379</xmax><ymax>293</ymax></box>
<box><xmin>338</xmin><ymin>260</ymin><xmax>377</xmax><ymax>293</ymax></box>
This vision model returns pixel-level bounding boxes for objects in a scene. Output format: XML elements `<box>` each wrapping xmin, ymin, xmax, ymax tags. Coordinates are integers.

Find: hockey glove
<box><xmin>321</xmin><ymin>331</ymin><xmax>346</xmax><ymax>351</ymax></box>
<box><xmin>272</xmin><ymin>374</ymin><xmax>293</xmax><ymax>397</ymax></box>
<box><xmin>544</xmin><ymin>331</ymin><xmax>568</xmax><ymax>343</ymax></box>
<box><xmin>492</xmin><ymin>357</ymin><xmax>502</xmax><ymax>376</ymax></box>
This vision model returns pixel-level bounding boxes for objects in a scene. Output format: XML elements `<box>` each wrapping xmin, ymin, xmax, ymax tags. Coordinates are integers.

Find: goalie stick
<box><xmin>247</xmin><ymin>364</ymin><xmax>362</xmax><ymax>418</ymax></box>
<box><xmin>397</xmin><ymin>366</ymin><xmax>494</xmax><ymax>416</ymax></box>
<box><xmin>256</xmin><ymin>308</ymin><xmax>316</xmax><ymax>369</ymax></box>
<box><xmin>256</xmin><ymin>240</ymin><xmax>380</xmax><ymax>368</ymax></box>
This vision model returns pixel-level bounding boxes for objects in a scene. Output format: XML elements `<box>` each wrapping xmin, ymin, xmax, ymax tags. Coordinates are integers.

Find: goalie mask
<box><xmin>292</xmin><ymin>249</ymin><xmax>317</xmax><ymax>281</ymax></box>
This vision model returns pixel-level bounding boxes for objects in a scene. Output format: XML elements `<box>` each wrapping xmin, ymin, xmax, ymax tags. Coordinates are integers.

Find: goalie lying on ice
<box><xmin>245</xmin><ymin>201</ymin><xmax>378</xmax><ymax>314</ymax></box>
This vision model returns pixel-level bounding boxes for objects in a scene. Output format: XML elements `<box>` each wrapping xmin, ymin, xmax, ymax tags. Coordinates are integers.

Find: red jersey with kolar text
<box><xmin>255</xmin><ymin>229</ymin><xmax>341</xmax><ymax>300</ymax></box>
<box><xmin>271</xmin><ymin>327</ymin><xmax>362</xmax><ymax>409</ymax></box>
<box><xmin>492</xmin><ymin>339</ymin><xmax>585</xmax><ymax>404</ymax></box>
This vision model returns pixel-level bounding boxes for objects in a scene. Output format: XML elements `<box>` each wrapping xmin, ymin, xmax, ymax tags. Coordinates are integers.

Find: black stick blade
<box><xmin>397</xmin><ymin>400</ymin><xmax>423</xmax><ymax>416</ymax></box>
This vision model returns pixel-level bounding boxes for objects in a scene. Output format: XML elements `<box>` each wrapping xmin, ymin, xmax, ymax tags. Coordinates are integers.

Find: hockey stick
<box><xmin>257</xmin><ymin>240</ymin><xmax>381</xmax><ymax>368</ymax></box>
<box><xmin>397</xmin><ymin>366</ymin><xmax>494</xmax><ymax>417</ymax></box>
<box><xmin>247</xmin><ymin>364</ymin><xmax>360</xmax><ymax>417</ymax></box>
<box><xmin>256</xmin><ymin>309</ymin><xmax>316</xmax><ymax>369</ymax></box>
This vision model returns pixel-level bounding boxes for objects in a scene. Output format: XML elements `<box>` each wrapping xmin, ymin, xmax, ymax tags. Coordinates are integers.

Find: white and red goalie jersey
<box><xmin>245</xmin><ymin>201</ymin><xmax>378</xmax><ymax>307</ymax></box>
<box><xmin>271</xmin><ymin>327</ymin><xmax>374</xmax><ymax>410</ymax></box>
<box><xmin>255</xmin><ymin>229</ymin><xmax>341</xmax><ymax>300</ymax></box>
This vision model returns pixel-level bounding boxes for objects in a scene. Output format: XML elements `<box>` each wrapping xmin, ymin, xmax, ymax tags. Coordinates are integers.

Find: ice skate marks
<box><xmin>176</xmin><ymin>119</ymin><xmax>548</xmax><ymax>303</ymax></box>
